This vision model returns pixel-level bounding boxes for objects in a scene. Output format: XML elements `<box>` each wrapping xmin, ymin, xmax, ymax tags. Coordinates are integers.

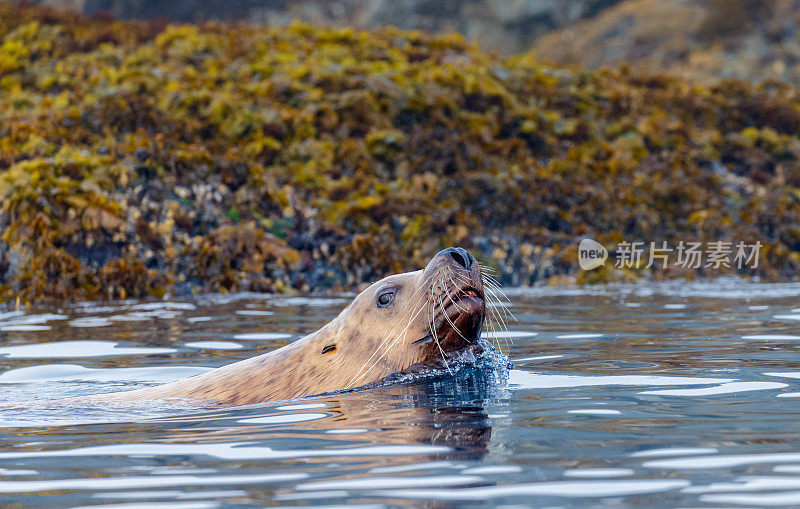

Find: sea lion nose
<box><xmin>437</xmin><ymin>247</ymin><xmax>474</xmax><ymax>271</ymax></box>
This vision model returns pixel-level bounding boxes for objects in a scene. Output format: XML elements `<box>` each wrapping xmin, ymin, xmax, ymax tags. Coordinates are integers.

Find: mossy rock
<box><xmin>1</xmin><ymin>3</ymin><xmax>799</xmax><ymax>303</ymax></box>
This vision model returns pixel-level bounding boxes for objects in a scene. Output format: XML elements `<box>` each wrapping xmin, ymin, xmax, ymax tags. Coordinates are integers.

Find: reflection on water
<box><xmin>1</xmin><ymin>281</ymin><xmax>800</xmax><ymax>506</ymax></box>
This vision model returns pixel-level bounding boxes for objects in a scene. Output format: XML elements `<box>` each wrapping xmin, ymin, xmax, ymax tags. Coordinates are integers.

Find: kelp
<box><xmin>1</xmin><ymin>3</ymin><xmax>799</xmax><ymax>302</ymax></box>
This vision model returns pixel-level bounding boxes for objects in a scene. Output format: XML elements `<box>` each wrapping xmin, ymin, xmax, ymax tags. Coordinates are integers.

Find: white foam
<box><xmin>765</xmin><ymin>372</ymin><xmax>800</xmax><ymax>379</ymax></box>
<box><xmin>638</xmin><ymin>381</ymin><xmax>787</xmax><ymax>396</ymax></box>
<box><xmin>0</xmin><ymin>442</ymin><xmax>451</xmax><ymax>461</ymax></box>
<box><xmin>74</xmin><ymin>306</ymin><xmax>118</xmax><ymax>314</ymax></box>
<box><xmin>564</xmin><ymin>468</ymin><xmax>634</xmax><ymax>478</ymax></box>
<box><xmin>775</xmin><ymin>465</ymin><xmax>800</xmax><ymax>473</ymax></box>
<box><xmin>505</xmin><ymin>279</ymin><xmax>800</xmax><ymax>299</ymax></box>
<box><xmin>374</xmin><ymin>479</ymin><xmax>691</xmax><ymax>500</ymax></box>
<box><xmin>272</xmin><ymin>491</ymin><xmax>371</xmax><ymax>503</ymax></box>
<box><xmin>508</xmin><ymin>370</ymin><xmax>735</xmax><ymax>389</ymax></box>
<box><xmin>742</xmin><ymin>335</ymin><xmax>800</xmax><ymax>340</ymax></box>
<box><xmin>567</xmin><ymin>409</ymin><xmax>622</xmax><ymax>415</ymax></box>
<box><xmin>0</xmin><ymin>473</ymin><xmax>304</xmax><ymax>494</ymax></box>
<box><xmin>556</xmin><ymin>333</ymin><xmax>604</xmax><ymax>339</ymax></box>
<box><xmin>0</xmin><ymin>311</ymin><xmax>25</xmax><ymax>321</ymax></box>
<box><xmin>631</xmin><ymin>447</ymin><xmax>718</xmax><ymax>458</ymax></box>
<box><xmin>325</xmin><ymin>429</ymin><xmax>369</xmax><ymax>435</ymax></box>
<box><xmin>235</xmin><ymin>310</ymin><xmax>273</xmax><ymax>316</ymax></box>
<box><xmin>183</xmin><ymin>341</ymin><xmax>242</xmax><ymax>350</ymax></box>
<box><xmin>511</xmin><ymin>355</ymin><xmax>564</xmax><ymax>362</ymax></box>
<box><xmin>130</xmin><ymin>302</ymin><xmax>196</xmax><ymax>311</ymax></box>
<box><xmin>232</xmin><ymin>333</ymin><xmax>292</xmax><ymax>341</ymax></box>
<box><xmin>700</xmin><ymin>491</ymin><xmax>800</xmax><ymax>506</ymax></box>
<box><xmin>0</xmin><ymin>364</ymin><xmax>208</xmax><ymax>384</ymax></box>
<box><xmin>0</xmin><ymin>341</ymin><xmax>175</xmax><ymax>359</ymax></box>
<box><xmin>0</xmin><ymin>313</ymin><xmax>68</xmax><ymax>326</ymax></box>
<box><xmin>462</xmin><ymin>466</ymin><xmax>523</xmax><ymax>475</ymax></box>
<box><xmin>483</xmin><ymin>331</ymin><xmax>538</xmax><ymax>339</ymax></box>
<box><xmin>76</xmin><ymin>502</ymin><xmax>217</xmax><ymax>509</ymax></box>
<box><xmin>92</xmin><ymin>489</ymin><xmax>247</xmax><ymax>501</ymax></box>
<box><xmin>643</xmin><ymin>452</ymin><xmax>800</xmax><ymax>469</ymax></box>
<box><xmin>68</xmin><ymin>317</ymin><xmax>112</xmax><ymax>328</ymax></box>
<box><xmin>91</xmin><ymin>490</ymin><xmax>184</xmax><ymax>499</ymax></box>
<box><xmin>296</xmin><ymin>475</ymin><xmax>483</xmax><ymax>490</ymax></box>
<box><xmin>773</xmin><ymin>314</ymin><xmax>800</xmax><ymax>321</ymax></box>
<box><xmin>108</xmin><ymin>314</ymin><xmax>152</xmax><ymax>322</ymax></box>
<box><xmin>269</xmin><ymin>297</ymin><xmax>348</xmax><ymax>307</ymax></box>
<box><xmin>369</xmin><ymin>462</ymin><xmax>459</xmax><ymax>474</ymax></box>
<box><xmin>0</xmin><ymin>325</ymin><xmax>51</xmax><ymax>332</ymax></box>
<box><xmin>238</xmin><ymin>413</ymin><xmax>328</xmax><ymax>424</ymax></box>
<box><xmin>0</xmin><ymin>468</ymin><xmax>37</xmax><ymax>476</ymax></box>
<box><xmin>684</xmin><ymin>476</ymin><xmax>800</xmax><ymax>493</ymax></box>
<box><xmin>275</xmin><ymin>403</ymin><xmax>326</xmax><ymax>411</ymax></box>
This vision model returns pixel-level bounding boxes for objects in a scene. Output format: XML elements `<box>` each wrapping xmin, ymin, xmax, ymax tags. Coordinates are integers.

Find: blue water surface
<box><xmin>1</xmin><ymin>279</ymin><xmax>800</xmax><ymax>507</ymax></box>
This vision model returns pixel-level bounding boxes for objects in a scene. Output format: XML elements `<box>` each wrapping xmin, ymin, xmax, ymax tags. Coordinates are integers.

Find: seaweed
<box><xmin>1</xmin><ymin>3</ymin><xmax>799</xmax><ymax>303</ymax></box>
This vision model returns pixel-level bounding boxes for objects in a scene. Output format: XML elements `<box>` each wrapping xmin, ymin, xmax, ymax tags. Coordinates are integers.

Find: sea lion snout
<box><xmin>435</xmin><ymin>247</ymin><xmax>475</xmax><ymax>271</ymax></box>
<box><xmin>419</xmin><ymin>247</ymin><xmax>486</xmax><ymax>355</ymax></box>
<box><xmin>426</xmin><ymin>247</ymin><xmax>484</xmax><ymax>296</ymax></box>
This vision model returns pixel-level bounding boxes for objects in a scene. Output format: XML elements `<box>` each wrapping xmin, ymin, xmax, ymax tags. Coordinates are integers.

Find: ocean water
<box><xmin>1</xmin><ymin>279</ymin><xmax>800</xmax><ymax>507</ymax></box>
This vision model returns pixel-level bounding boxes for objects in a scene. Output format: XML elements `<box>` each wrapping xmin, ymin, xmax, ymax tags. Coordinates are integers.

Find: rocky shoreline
<box><xmin>1</xmin><ymin>3</ymin><xmax>800</xmax><ymax>303</ymax></box>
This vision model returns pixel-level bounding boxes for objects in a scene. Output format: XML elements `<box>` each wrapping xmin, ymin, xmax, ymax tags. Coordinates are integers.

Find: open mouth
<box><xmin>450</xmin><ymin>287</ymin><xmax>482</xmax><ymax>303</ymax></box>
<box><xmin>413</xmin><ymin>286</ymin><xmax>485</xmax><ymax>345</ymax></box>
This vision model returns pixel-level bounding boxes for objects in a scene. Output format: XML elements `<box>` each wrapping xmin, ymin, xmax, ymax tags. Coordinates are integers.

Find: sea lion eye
<box><xmin>377</xmin><ymin>289</ymin><xmax>396</xmax><ymax>308</ymax></box>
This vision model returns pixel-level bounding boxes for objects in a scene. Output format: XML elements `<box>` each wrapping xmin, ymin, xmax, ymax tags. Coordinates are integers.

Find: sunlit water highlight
<box><xmin>0</xmin><ymin>280</ymin><xmax>799</xmax><ymax>506</ymax></box>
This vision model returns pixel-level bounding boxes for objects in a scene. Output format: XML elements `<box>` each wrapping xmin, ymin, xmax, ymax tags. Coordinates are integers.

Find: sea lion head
<box><xmin>321</xmin><ymin>247</ymin><xmax>486</xmax><ymax>390</ymax></box>
<box><xmin>74</xmin><ymin>248</ymin><xmax>490</xmax><ymax>405</ymax></box>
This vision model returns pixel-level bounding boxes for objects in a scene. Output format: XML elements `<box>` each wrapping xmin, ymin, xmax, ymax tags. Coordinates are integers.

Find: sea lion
<box><xmin>83</xmin><ymin>247</ymin><xmax>487</xmax><ymax>406</ymax></box>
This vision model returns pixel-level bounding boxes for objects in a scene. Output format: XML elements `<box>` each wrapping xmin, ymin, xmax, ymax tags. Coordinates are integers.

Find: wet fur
<box><xmin>82</xmin><ymin>250</ymin><xmax>494</xmax><ymax>406</ymax></box>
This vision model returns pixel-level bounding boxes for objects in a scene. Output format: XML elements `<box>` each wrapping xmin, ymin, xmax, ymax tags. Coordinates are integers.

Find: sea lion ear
<box><xmin>321</xmin><ymin>343</ymin><xmax>336</xmax><ymax>354</ymax></box>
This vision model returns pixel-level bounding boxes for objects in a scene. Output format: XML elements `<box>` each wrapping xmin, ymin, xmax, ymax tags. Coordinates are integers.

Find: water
<box><xmin>1</xmin><ymin>280</ymin><xmax>800</xmax><ymax>507</ymax></box>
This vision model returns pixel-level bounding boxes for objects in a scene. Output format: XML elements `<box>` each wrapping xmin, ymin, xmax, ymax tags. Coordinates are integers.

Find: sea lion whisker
<box><xmin>407</xmin><ymin>273</ymin><xmax>437</xmax><ymax>302</ymax></box>
<box><xmin>485</xmin><ymin>286</ymin><xmax>511</xmax><ymax>331</ymax></box>
<box><xmin>483</xmin><ymin>292</ymin><xmax>507</xmax><ymax>351</ymax></box>
<box><xmin>446</xmin><ymin>271</ymin><xmax>493</xmax><ymax>346</ymax></box>
<box><xmin>441</xmin><ymin>289</ymin><xmax>470</xmax><ymax>343</ymax></box>
<box><xmin>442</xmin><ymin>312</ymin><xmax>469</xmax><ymax>344</ymax></box>
<box><xmin>445</xmin><ymin>275</ymin><xmax>468</xmax><ymax>314</ymax></box>
<box><xmin>485</xmin><ymin>279</ymin><xmax>512</xmax><ymax>305</ymax></box>
<box><xmin>347</xmin><ymin>298</ymin><xmax>427</xmax><ymax>389</ymax></box>
<box><xmin>347</xmin><ymin>270</ymin><xmax>438</xmax><ymax>388</ymax></box>
<box><xmin>399</xmin><ymin>292</ymin><xmax>430</xmax><ymax>347</ymax></box>
<box><xmin>484</xmin><ymin>282</ymin><xmax>515</xmax><ymax>321</ymax></box>
<box><xmin>428</xmin><ymin>281</ymin><xmax>443</xmax><ymax>357</ymax></box>
<box><xmin>483</xmin><ymin>275</ymin><xmax>508</xmax><ymax>296</ymax></box>
<box><xmin>483</xmin><ymin>285</ymin><xmax>513</xmax><ymax>351</ymax></box>
<box><xmin>465</xmin><ymin>272</ymin><xmax>501</xmax><ymax>327</ymax></box>
<box><xmin>434</xmin><ymin>281</ymin><xmax>453</xmax><ymax>374</ymax></box>
<box><xmin>481</xmin><ymin>274</ymin><xmax>499</xmax><ymax>286</ymax></box>
<box><xmin>480</xmin><ymin>269</ymin><xmax>500</xmax><ymax>285</ymax></box>
<box><xmin>481</xmin><ymin>273</ymin><xmax>501</xmax><ymax>287</ymax></box>
<box><xmin>481</xmin><ymin>283</ymin><xmax>507</xmax><ymax>327</ymax></box>
<box><xmin>449</xmin><ymin>273</ymin><xmax>474</xmax><ymax>295</ymax></box>
<box><xmin>485</xmin><ymin>310</ymin><xmax>503</xmax><ymax>353</ymax></box>
<box><xmin>346</xmin><ymin>288</ymin><xmax>431</xmax><ymax>388</ymax></box>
